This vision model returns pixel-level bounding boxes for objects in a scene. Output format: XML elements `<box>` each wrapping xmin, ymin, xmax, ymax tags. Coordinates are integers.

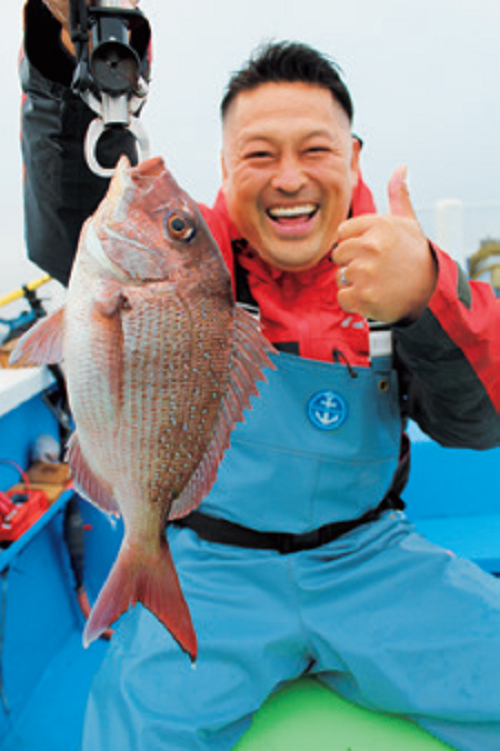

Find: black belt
<box><xmin>172</xmin><ymin>495</ymin><xmax>402</xmax><ymax>555</ymax></box>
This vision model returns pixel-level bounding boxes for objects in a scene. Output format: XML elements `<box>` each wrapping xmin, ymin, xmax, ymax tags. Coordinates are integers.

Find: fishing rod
<box><xmin>69</xmin><ymin>0</ymin><xmax>152</xmax><ymax>177</ymax></box>
<box><xmin>0</xmin><ymin>275</ymin><xmax>52</xmax><ymax>347</ymax></box>
<box><xmin>0</xmin><ymin>275</ymin><xmax>51</xmax><ymax>312</ymax></box>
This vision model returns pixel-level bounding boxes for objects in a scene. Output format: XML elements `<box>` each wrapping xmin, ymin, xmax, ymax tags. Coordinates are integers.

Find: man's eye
<box><xmin>245</xmin><ymin>151</ymin><xmax>273</xmax><ymax>160</ymax></box>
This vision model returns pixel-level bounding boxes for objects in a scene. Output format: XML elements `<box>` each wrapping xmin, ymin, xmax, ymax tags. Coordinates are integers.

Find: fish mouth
<box><xmin>266</xmin><ymin>203</ymin><xmax>319</xmax><ymax>224</ymax></box>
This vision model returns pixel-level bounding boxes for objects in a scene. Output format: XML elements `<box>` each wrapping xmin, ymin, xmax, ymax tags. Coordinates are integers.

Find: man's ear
<box><xmin>350</xmin><ymin>135</ymin><xmax>361</xmax><ymax>186</ymax></box>
<box><xmin>220</xmin><ymin>149</ymin><xmax>229</xmax><ymax>187</ymax></box>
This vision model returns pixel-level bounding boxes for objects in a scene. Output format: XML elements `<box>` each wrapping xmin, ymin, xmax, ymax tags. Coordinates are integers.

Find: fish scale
<box><xmin>11</xmin><ymin>155</ymin><xmax>276</xmax><ymax>660</ymax></box>
<box><xmin>116</xmin><ymin>287</ymin><xmax>229</xmax><ymax>507</ymax></box>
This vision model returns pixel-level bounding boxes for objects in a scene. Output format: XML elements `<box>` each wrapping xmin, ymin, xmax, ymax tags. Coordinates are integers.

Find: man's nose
<box><xmin>270</xmin><ymin>153</ymin><xmax>306</xmax><ymax>193</ymax></box>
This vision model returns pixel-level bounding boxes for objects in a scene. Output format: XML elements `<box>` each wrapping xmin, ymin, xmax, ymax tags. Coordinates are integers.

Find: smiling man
<box><xmin>20</xmin><ymin>5</ymin><xmax>500</xmax><ymax>749</ymax></box>
<box><xmin>221</xmin><ymin>80</ymin><xmax>360</xmax><ymax>273</ymax></box>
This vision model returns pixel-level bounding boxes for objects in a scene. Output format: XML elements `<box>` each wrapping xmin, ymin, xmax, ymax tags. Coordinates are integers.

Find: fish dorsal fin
<box><xmin>9</xmin><ymin>307</ymin><xmax>65</xmax><ymax>366</ymax></box>
<box><xmin>67</xmin><ymin>433</ymin><xmax>120</xmax><ymax>517</ymax></box>
<box><xmin>168</xmin><ymin>306</ymin><xmax>276</xmax><ymax>520</ymax></box>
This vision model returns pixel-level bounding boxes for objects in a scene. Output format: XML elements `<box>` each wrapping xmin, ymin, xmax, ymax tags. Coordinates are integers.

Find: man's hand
<box><xmin>332</xmin><ymin>166</ymin><xmax>438</xmax><ymax>323</ymax></box>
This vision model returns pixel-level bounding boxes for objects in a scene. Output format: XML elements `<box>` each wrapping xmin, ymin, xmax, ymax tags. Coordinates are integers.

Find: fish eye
<box><xmin>165</xmin><ymin>211</ymin><xmax>197</xmax><ymax>242</ymax></box>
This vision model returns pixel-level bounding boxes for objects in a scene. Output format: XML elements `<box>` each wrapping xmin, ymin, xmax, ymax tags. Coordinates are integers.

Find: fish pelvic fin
<box><xmin>83</xmin><ymin>539</ymin><xmax>198</xmax><ymax>661</ymax></box>
<box><xmin>67</xmin><ymin>433</ymin><xmax>121</xmax><ymax>517</ymax></box>
<box><xmin>169</xmin><ymin>306</ymin><xmax>276</xmax><ymax>520</ymax></box>
<box><xmin>9</xmin><ymin>307</ymin><xmax>65</xmax><ymax>366</ymax></box>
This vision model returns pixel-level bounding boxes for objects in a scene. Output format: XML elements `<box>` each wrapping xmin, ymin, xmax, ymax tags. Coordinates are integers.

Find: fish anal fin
<box><xmin>169</xmin><ymin>308</ymin><xmax>276</xmax><ymax>521</ymax></box>
<box><xmin>83</xmin><ymin>540</ymin><xmax>197</xmax><ymax>661</ymax></box>
<box><xmin>9</xmin><ymin>307</ymin><xmax>65</xmax><ymax>366</ymax></box>
<box><xmin>67</xmin><ymin>433</ymin><xmax>120</xmax><ymax>517</ymax></box>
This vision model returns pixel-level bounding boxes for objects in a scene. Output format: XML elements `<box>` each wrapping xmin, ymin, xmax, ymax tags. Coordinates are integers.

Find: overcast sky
<box><xmin>2</xmin><ymin>0</ymin><xmax>500</xmax><ymax>298</ymax></box>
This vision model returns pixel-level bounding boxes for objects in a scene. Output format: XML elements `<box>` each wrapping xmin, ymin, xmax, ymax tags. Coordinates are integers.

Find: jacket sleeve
<box><xmin>394</xmin><ymin>245</ymin><xmax>500</xmax><ymax>450</ymax></box>
<box><xmin>20</xmin><ymin>0</ymin><xmax>147</xmax><ymax>285</ymax></box>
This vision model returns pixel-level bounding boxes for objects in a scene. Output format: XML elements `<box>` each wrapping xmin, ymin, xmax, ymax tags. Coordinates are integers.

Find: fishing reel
<box><xmin>69</xmin><ymin>0</ymin><xmax>152</xmax><ymax>177</ymax></box>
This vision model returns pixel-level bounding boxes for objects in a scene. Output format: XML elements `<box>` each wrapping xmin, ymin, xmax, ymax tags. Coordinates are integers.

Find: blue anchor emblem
<box><xmin>307</xmin><ymin>390</ymin><xmax>348</xmax><ymax>431</ymax></box>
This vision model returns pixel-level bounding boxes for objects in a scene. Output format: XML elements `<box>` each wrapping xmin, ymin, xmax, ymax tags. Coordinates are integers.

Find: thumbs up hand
<box><xmin>332</xmin><ymin>166</ymin><xmax>437</xmax><ymax>323</ymax></box>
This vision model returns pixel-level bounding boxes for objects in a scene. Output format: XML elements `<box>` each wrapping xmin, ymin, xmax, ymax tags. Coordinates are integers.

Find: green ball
<box><xmin>235</xmin><ymin>678</ymin><xmax>453</xmax><ymax>751</ymax></box>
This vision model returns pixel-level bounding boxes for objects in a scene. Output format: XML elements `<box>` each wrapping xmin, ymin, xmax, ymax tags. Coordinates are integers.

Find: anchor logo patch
<box><xmin>307</xmin><ymin>390</ymin><xmax>348</xmax><ymax>431</ymax></box>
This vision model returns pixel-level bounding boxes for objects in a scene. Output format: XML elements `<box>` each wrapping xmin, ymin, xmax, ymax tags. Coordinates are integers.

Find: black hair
<box><xmin>220</xmin><ymin>41</ymin><xmax>353</xmax><ymax>123</ymax></box>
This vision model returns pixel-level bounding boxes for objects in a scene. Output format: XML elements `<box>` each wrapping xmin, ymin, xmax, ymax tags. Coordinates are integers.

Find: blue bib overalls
<box><xmin>82</xmin><ymin>353</ymin><xmax>500</xmax><ymax>751</ymax></box>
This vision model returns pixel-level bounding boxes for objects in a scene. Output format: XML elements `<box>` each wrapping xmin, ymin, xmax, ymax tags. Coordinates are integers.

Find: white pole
<box><xmin>433</xmin><ymin>199</ymin><xmax>466</xmax><ymax>268</ymax></box>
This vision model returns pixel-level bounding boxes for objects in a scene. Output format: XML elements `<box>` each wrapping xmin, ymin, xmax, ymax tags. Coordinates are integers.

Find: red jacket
<box><xmin>199</xmin><ymin>178</ymin><xmax>375</xmax><ymax>367</ymax></box>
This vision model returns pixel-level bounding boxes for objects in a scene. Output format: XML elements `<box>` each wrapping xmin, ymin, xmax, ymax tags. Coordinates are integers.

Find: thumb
<box><xmin>388</xmin><ymin>165</ymin><xmax>417</xmax><ymax>219</ymax></box>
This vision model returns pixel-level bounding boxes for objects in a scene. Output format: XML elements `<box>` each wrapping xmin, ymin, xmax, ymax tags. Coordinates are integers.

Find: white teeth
<box><xmin>268</xmin><ymin>204</ymin><xmax>317</xmax><ymax>218</ymax></box>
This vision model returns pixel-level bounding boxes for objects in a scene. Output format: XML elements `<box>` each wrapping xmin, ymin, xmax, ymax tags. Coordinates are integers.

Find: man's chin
<box><xmin>259</xmin><ymin>246</ymin><xmax>331</xmax><ymax>273</ymax></box>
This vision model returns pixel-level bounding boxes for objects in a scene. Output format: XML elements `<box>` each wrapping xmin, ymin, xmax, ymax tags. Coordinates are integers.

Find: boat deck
<box><xmin>1</xmin><ymin>632</ymin><xmax>107</xmax><ymax>751</ymax></box>
<box><xmin>0</xmin><ymin>489</ymin><xmax>119</xmax><ymax>751</ymax></box>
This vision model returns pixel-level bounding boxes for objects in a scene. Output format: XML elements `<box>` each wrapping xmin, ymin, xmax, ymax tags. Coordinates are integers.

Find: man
<box><xmin>21</xmin><ymin>1</ymin><xmax>500</xmax><ymax>749</ymax></box>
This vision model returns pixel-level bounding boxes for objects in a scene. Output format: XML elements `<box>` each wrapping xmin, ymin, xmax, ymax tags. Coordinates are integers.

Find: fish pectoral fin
<box><xmin>92</xmin><ymin>278</ymin><xmax>130</xmax><ymax>319</ymax></box>
<box><xmin>83</xmin><ymin>539</ymin><xmax>197</xmax><ymax>662</ymax></box>
<box><xmin>90</xmin><ymin>291</ymin><xmax>125</xmax><ymax>417</ymax></box>
<box><xmin>9</xmin><ymin>306</ymin><xmax>65</xmax><ymax>366</ymax></box>
<box><xmin>67</xmin><ymin>433</ymin><xmax>120</xmax><ymax>517</ymax></box>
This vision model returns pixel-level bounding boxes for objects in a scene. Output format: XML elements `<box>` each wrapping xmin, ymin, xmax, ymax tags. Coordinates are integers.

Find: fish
<box><xmin>10</xmin><ymin>155</ymin><xmax>275</xmax><ymax>661</ymax></box>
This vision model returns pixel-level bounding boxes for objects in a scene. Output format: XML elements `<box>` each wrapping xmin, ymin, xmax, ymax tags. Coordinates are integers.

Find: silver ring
<box><xmin>340</xmin><ymin>267</ymin><xmax>348</xmax><ymax>286</ymax></box>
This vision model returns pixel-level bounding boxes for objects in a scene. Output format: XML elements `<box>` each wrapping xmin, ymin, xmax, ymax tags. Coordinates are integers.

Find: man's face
<box><xmin>221</xmin><ymin>81</ymin><xmax>360</xmax><ymax>272</ymax></box>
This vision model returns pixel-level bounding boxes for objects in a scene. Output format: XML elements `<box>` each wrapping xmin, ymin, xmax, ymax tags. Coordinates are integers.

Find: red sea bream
<box><xmin>11</xmin><ymin>156</ymin><xmax>275</xmax><ymax>661</ymax></box>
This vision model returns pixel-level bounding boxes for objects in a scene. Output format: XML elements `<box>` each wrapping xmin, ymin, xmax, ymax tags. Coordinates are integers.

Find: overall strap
<box><xmin>172</xmin><ymin>493</ymin><xmax>403</xmax><ymax>555</ymax></box>
<box><xmin>369</xmin><ymin>321</ymin><xmax>393</xmax><ymax>373</ymax></box>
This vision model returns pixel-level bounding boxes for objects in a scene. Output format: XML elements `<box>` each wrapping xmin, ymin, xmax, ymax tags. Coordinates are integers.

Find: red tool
<box><xmin>0</xmin><ymin>460</ymin><xmax>49</xmax><ymax>543</ymax></box>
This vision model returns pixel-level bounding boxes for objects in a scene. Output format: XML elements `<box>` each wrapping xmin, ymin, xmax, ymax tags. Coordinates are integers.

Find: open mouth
<box><xmin>267</xmin><ymin>203</ymin><xmax>319</xmax><ymax>224</ymax></box>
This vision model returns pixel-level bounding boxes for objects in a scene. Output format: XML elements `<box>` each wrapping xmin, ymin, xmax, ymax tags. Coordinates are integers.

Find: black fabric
<box><xmin>394</xmin><ymin>309</ymin><xmax>500</xmax><ymax>449</ymax></box>
<box><xmin>232</xmin><ymin>240</ymin><xmax>257</xmax><ymax>309</ymax></box>
<box><xmin>173</xmin><ymin>494</ymin><xmax>403</xmax><ymax>555</ymax></box>
<box><xmin>274</xmin><ymin>341</ymin><xmax>300</xmax><ymax>355</ymax></box>
<box><xmin>21</xmin><ymin>0</ymin><xmax>152</xmax><ymax>286</ymax></box>
<box><xmin>20</xmin><ymin>60</ymin><xmax>109</xmax><ymax>285</ymax></box>
<box><xmin>25</xmin><ymin>0</ymin><xmax>76</xmax><ymax>87</ymax></box>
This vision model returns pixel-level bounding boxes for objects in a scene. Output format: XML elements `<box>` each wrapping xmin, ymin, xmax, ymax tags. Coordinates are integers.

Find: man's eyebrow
<box><xmin>237</xmin><ymin>127</ymin><xmax>336</xmax><ymax>147</ymax></box>
<box><xmin>235</xmin><ymin>134</ymin><xmax>275</xmax><ymax>152</ymax></box>
<box><xmin>302</xmin><ymin>129</ymin><xmax>337</xmax><ymax>140</ymax></box>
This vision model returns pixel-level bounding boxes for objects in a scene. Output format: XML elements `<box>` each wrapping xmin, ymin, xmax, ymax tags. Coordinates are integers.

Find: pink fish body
<box><xmin>11</xmin><ymin>156</ymin><xmax>275</xmax><ymax>661</ymax></box>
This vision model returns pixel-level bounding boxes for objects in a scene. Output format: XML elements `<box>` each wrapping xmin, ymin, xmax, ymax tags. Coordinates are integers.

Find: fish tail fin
<box><xmin>83</xmin><ymin>540</ymin><xmax>197</xmax><ymax>661</ymax></box>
